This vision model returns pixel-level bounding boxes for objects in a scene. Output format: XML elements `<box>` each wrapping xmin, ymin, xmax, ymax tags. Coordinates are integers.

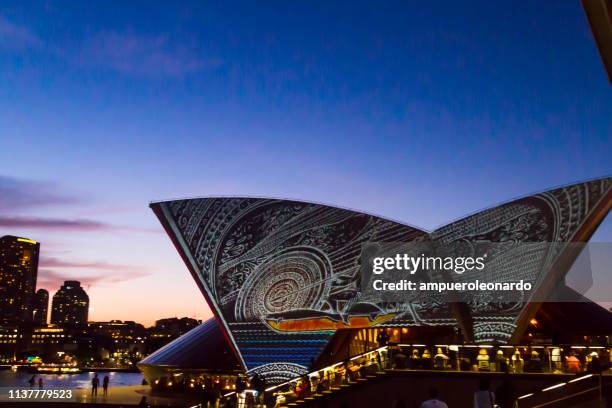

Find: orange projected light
<box><xmin>266</xmin><ymin>312</ymin><xmax>397</xmax><ymax>332</ymax></box>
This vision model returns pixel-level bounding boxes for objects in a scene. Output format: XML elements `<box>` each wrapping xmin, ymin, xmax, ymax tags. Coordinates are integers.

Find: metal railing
<box><xmin>515</xmin><ymin>373</ymin><xmax>606</xmax><ymax>408</ymax></box>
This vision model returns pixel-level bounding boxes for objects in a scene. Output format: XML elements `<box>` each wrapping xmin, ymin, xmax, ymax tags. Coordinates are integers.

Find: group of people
<box><xmin>271</xmin><ymin>353</ymin><xmax>384</xmax><ymax>406</ymax></box>
<box><xmin>272</xmin><ymin>376</ymin><xmax>519</xmax><ymax>408</ymax></box>
<box><xmin>267</xmin><ymin>344</ymin><xmax>610</xmax><ymax>407</ymax></box>
<box><xmin>28</xmin><ymin>373</ymin><xmax>111</xmax><ymax>399</ymax></box>
<box><xmin>140</xmin><ymin>342</ymin><xmax>610</xmax><ymax>408</ymax></box>
<box><xmin>90</xmin><ymin>373</ymin><xmax>110</xmax><ymax>397</ymax></box>
<box><xmin>390</xmin><ymin>347</ymin><xmax>452</xmax><ymax>370</ymax></box>
<box><xmin>26</xmin><ymin>375</ymin><xmax>43</xmax><ymax>388</ymax></box>
<box><xmin>384</xmin><ymin>345</ymin><xmax>611</xmax><ymax>375</ymax></box>
<box><xmin>472</xmin><ymin>377</ymin><xmax>518</xmax><ymax>408</ymax></box>
<box><xmin>151</xmin><ymin>373</ymin><xmax>230</xmax><ymax>404</ymax></box>
<box><xmin>148</xmin><ymin>373</ymin><xmax>266</xmax><ymax>407</ymax></box>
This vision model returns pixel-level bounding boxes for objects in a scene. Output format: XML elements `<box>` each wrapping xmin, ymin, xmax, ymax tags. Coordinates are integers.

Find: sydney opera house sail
<box><xmin>152</xmin><ymin>199</ymin><xmax>429</xmax><ymax>382</ymax></box>
<box><xmin>151</xmin><ymin>177</ymin><xmax>611</xmax><ymax>382</ymax></box>
<box><xmin>430</xmin><ymin>178</ymin><xmax>611</xmax><ymax>343</ymax></box>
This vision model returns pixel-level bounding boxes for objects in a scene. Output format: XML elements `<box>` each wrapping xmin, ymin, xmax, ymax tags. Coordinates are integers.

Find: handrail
<box><xmin>530</xmin><ymin>386</ymin><xmax>599</xmax><ymax>408</ymax></box>
<box><xmin>516</xmin><ymin>373</ymin><xmax>605</xmax><ymax>408</ymax></box>
<box><xmin>264</xmin><ymin>345</ymin><xmax>389</xmax><ymax>393</ymax></box>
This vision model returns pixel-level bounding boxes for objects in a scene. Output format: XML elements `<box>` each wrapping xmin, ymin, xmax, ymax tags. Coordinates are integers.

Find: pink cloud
<box><xmin>0</xmin><ymin>215</ymin><xmax>107</xmax><ymax>231</ymax></box>
<box><xmin>40</xmin><ymin>256</ymin><xmax>143</xmax><ymax>271</ymax></box>
<box><xmin>0</xmin><ymin>214</ymin><xmax>162</xmax><ymax>233</ymax></box>
<box><xmin>37</xmin><ymin>266</ymin><xmax>151</xmax><ymax>291</ymax></box>
<box><xmin>0</xmin><ymin>176</ymin><xmax>81</xmax><ymax>211</ymax></box>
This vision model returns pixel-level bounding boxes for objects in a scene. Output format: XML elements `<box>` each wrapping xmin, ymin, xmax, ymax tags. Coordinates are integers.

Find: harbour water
<box><xmin>0</xmin><ymin>369</ymin><xmax>143</xmax><ymax>390</ymax></box>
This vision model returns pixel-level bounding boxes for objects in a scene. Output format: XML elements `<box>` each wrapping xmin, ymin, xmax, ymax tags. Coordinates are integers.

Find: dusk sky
<box><xmin>1</xmin><ymin>1</ymin><xmax>611</xmax><ymax>326</ymax></box>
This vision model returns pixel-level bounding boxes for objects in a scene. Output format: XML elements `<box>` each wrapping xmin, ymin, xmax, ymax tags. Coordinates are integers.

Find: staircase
<box><xmin>278</xmin><ymin>371</ymin><xmax>388</xmax><ymax>407</ymax></box>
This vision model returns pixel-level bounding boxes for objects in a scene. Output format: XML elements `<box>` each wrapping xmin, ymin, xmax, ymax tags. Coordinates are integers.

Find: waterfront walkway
<box><xmin>0</xmin><ymin>385</ymin><xmax>203</xmax><ymax>407</ymax></box>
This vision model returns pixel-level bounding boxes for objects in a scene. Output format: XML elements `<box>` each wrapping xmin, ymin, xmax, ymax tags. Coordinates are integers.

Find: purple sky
<box><xmin>1</xmin><ymin>2</ymin><xmax>611</xmax><ymax>325</ymax></box>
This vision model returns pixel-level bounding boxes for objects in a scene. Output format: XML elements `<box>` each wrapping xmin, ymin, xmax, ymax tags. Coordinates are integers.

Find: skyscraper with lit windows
<box><xmin>32</xmin><ymin>288</ymin><xmax>49</xmax><ymax>325</ymax></box>
<box><xmin>0</xmin><ymin>235</ymin><xmax>40</xmax><ymax>325</ymax></box>
<box><xmin>51</xmin><ymin>281</ymin><xmax>89</xmax><ymax>325</ymax></box>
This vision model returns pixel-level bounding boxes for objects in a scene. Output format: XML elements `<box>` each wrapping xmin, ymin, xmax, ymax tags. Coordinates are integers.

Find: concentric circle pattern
<box><xmin>235</xmin><ymin>248</ymin><xmax>331</xmax><ymax>321</ymax></box>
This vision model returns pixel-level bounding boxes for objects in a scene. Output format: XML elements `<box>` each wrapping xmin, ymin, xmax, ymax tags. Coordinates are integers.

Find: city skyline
<box><xmin>1</xmin><ymin>1</ymin><xmax>611</xmax><ymax>326</ymax></box>
<box><xmin>0</xmin><ymin>237</ymin><xmax>196</xmax><ymax>328</ymax></box>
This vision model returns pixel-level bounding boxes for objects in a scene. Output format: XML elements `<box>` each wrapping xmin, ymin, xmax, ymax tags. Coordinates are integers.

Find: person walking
<box><xmin>474</xmin><ymin>378</ymin><xmax>495</xmax><ymax>408</ymax></box>
<box><xmin>495</xmin><ymin>373</ymin><xmax>517</xmax><ymax>408</ymax></box>
<box><xmin>103</xmin><ymin>375</ymin><xmax>109</xmax><ymax>396</ymax></box>
<box><xmin>420</xmin><ymin>388</ymin><xmax>448</xmax><ymax>408</ymax></box>
<box><xmin>393</xmin><ymin>348</ymin><xmax>408</xmax><ymax>369</ymax></box>
<box><xmin>38</xmin><ymin>377</ymin><xmax>43</xmax><ymax>389</ymax></box>
<box><xmin>377</xmin><ymin>330</ymin><xmax>389</xmax><ymax>346</ymax></box>
<box><xmin>91</xmin><ymin>373</ymin><xmax>100</xmax><ymax>397</ymax></box>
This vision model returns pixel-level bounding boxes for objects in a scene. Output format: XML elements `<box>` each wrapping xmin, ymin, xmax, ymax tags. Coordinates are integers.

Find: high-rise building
<box><xmin>32</xmin><ymin>289</ymin><xmax>49</xmax><ymax>325</ymax></box>
<box><xmin>50</xmin><ymin>281</ymin><xmax>89</xmax><ymax>325</ymax></box>
<box><xmin>0</xmin><ymin>236</ymin><xmax>40</xmax><ymax>325</ymax></box>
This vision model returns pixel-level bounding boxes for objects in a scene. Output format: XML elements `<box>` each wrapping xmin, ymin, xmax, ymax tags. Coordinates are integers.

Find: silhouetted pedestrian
<box><xmin>393</xmin><ymin>349</ymin><xmax>408</xmax><ymax>369</ymax></box>
<box><xmin>91</xmin><ymin>373</ymin><xmax>99</xmax><ymax>396</ymax></box>
<box><xmin>103</xmin><ymin>375</ymin><xmax>109</xmax><ymax>396</ymax></box>
<box><xmin>495</xmin><ymin>374</ymin><xmax>517</xmax><ymax>408</ymax></box>
<box><xmin>420</xmin><ymin>387</ymin><xmax>448</xmax><ymax>408</ymax></box>
<box><xmin>377</xmin><ymin>330</ymin><xmax>389</xmax><ymax>346</ymax></box>
<box><xmin>474</xmin><ymin>378</ymin><xmax>495</xmax><ymax>408</ymax></box>
<box><xmin>236</xmin><ymin>375</ymin><xmax>246</xmax><ymax>393</ymax></box>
